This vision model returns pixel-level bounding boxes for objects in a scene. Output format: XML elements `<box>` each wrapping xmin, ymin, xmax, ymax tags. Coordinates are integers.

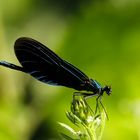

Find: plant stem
<box><xmin>86</xmin><ymin>126</ymin><xmax>97</xmax><ymax>140</ymax></box>
<box><xmin>81</xmin><ymin>122</ymin><xmax>97</xmax><ymax>140</ymax></box>
<box><xmin>98</xmin><ymin>112</ymin><xmax>106</xmax><ymax>140</ymax></box>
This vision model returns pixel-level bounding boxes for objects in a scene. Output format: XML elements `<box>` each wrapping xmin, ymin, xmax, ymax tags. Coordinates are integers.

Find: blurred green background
<box><xmin>0</xmin><ymin>0</ymin><xmax>140</xmax><ymax>140</ymax></box>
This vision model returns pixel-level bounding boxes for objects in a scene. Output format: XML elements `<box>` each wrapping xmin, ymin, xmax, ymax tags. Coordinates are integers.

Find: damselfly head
<box><xmin>102</xmin><ymin>86</ymin><xmax>111</xmax><ymax>96</ymax></box>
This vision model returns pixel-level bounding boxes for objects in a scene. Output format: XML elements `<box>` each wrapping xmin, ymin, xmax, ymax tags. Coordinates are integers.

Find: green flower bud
<box><xmin>70</xmin><ymin>96</ymin><xmax>91</xmax><ymax>125</ymax></box>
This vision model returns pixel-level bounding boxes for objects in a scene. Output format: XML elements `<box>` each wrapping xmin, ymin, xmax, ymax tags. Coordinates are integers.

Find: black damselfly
<box><xmin>0</xmin><ymin>37</ymin><xmax>111</xmax><ymax>116</ymax></box>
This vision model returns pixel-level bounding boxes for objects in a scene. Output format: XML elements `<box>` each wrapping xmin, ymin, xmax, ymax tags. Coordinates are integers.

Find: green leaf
<box><xmin>60</xmin><ymin>133</ymin><xmax>79</xmax><ymax>140</ymax></box>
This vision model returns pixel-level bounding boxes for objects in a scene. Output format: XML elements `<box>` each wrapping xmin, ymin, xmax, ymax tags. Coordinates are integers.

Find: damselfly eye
<box><xmin>104</xmin><ymin>86</ymin><xmax>111</xmax><ymax>95</ymax></box>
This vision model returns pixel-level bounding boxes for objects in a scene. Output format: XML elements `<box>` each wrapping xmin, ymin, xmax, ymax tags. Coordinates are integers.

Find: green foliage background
<box><xmin>0</xmin><ymin>0</ymin><xmax>140</xmax><ymax>139</ymax></box>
